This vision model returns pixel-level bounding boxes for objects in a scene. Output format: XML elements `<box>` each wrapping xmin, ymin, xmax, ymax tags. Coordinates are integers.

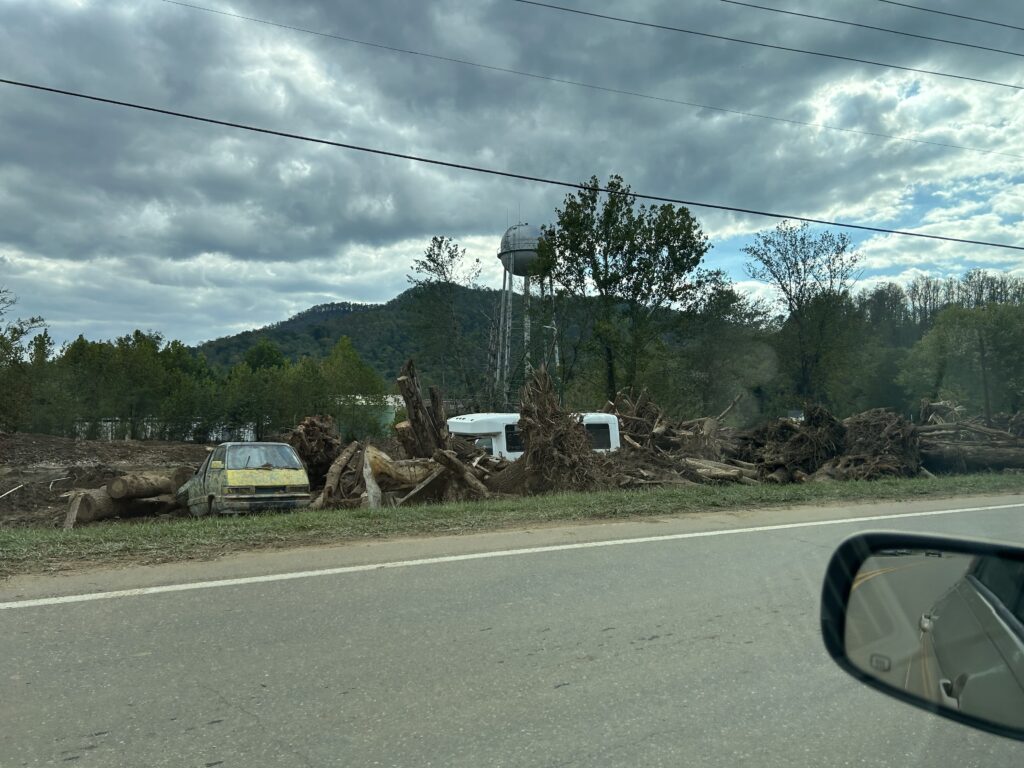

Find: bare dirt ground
<box><xmin>0</xmin><ymin>433</ymin><xmax>209</xmax><ymax>528</ymax></box>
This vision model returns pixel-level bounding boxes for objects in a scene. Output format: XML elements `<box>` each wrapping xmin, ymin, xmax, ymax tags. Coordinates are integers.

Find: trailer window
<box><xmin>585</xmin><ymin>423</ymin><xmax>612</xmax><ymax>449</ymax></box>
<box><xmin>504</xmin><ymin>424</ymin><xmax>524</xmax><ymax>453</ymax></box>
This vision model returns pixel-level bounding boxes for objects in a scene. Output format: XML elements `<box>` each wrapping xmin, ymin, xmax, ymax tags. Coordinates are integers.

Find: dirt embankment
<box><xmin>0</xmin><ymin>433</ymin><xmax>209</xmax><ymax>528</ymax></box>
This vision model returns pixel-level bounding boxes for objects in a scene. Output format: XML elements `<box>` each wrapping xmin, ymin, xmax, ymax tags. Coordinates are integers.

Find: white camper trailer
<box><xmin>446</xmin><ymin>412</ymin><xmax>620</xmax><ymax>461</ymax></box>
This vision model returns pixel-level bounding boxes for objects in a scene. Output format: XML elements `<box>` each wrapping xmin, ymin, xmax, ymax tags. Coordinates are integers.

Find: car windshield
<box><xmin>226</xmin><ymin>444</ymin><xmax>302</xmax><ymax>470</ymax></box>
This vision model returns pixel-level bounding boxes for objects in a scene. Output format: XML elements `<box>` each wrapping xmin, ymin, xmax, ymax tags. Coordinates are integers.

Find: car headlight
<box><xmin>286</xmin><ymin>485</ymin><xmax>309</xmax><ymax>493</ymax></box>
<box><xmin>225</xmin><ymin>486</ymin><xmax>256</xmax><ymax>495</ymax></box>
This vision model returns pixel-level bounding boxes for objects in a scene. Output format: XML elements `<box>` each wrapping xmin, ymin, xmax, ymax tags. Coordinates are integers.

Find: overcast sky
<box><xmin>1</xmin><ymin>0</ymin><xmax>1022</xmax><ymax>345</ymax></box>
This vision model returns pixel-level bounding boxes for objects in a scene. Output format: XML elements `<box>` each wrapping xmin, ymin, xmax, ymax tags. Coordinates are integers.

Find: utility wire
<box><xmin>512</xmin><ymin>0</ymin><xmax>1024</xmax><ymax>91</ymax></box>
<box><xmin>875</xmin><ymin>1</ymin><xmax>1024</xmax><ymax>34</ymax></box>
<box><xmin>158</xmin><ymin>1</ymin><xmax>1024</xmax><ymax>161</ymax></box>
<box><xmin>1</xmin><ymin>77</ymin><xmax>1021</xmax><ymax>252</ymax></box>
<box><xmin>718</xmin><ymin>0</ymin><xmax>1024</xmax><ymax>58</ymax></box>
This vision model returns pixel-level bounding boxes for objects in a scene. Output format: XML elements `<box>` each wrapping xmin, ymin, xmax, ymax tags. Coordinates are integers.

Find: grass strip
<box><xmin>1</xmin><ymin>473</ymin><xmax>1021</xmax><ymax>579</ymax></box>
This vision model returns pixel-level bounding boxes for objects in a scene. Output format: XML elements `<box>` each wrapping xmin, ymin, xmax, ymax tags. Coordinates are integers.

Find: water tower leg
<box><xmin>495</xmin><ymin>270</ymin><xmax>508</xmax><ymax>399</ymax></box>
<box><xmin>523</xmin><ymin>275</ymin><xmax>532</xmax><ymax>375</ymax></box>
<box><xmin>503</xmin><ymin>272</ymin><xmax>513</xmax><ymax>405</ymax></box>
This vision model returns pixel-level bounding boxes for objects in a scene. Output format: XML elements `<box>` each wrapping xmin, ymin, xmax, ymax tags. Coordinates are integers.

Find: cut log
<box><xmin>65</xmin><ymin>488</ymin><xmax>184</xmax><ymax>527</ymax></box>
<box><xmin>432</xmin><ymin>449</ymin><xmax>491</xmax><ymax>498</ymax></box>
<box><xmin>107</xmin><ymin>473</ymin><xmax>176</xmax><ymax>500</ymax></box>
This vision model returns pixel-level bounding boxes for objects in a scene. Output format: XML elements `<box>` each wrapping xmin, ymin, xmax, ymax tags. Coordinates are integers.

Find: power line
<box><xmin>718</xmin><ymin>0</ymin><xmax>1024</xmax><ymax>58</ymax></box>
<box><xmin>158</xmin><ymin>0</ymin><xmax>1024</xmax><ymax>161</ymax></box>
<box><xmin>2</xmin><ymin>77</ymin><xmax>1020</xmax><ymax>252</ymax></box>
<box><xmin>875</xmin><ymin>1</ymin><xmax>1024</xmax><ymax>34</ymax></box>
<box><xmin>512</xmin><ymin>0</ymin><xmax>1024</xmax><ymax>91</ymax></box>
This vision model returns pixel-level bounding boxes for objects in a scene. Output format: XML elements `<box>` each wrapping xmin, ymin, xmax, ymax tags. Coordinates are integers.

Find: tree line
<box><xmin>2</xmin><ymin>173</ymin><xmax>1022</xmax><ymax>440</ymax></box>
<box><xmin>0</xmin><ymin>317</ymin><xmax>390</xmax><ymax>441</ymax></box>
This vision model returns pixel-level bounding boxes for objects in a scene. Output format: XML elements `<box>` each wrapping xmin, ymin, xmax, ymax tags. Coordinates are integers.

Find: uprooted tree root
<box><xmin>518</xmin><ymin>367</ymin><xmax>601</xmax><ymax>494</ymax></box>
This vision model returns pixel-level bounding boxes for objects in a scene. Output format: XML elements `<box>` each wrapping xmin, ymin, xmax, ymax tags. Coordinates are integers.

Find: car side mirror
<box><xmin>821</xmin><ymin>532</ymin><xmax>1024</xmax><ymax>741</ymax></box>
<box><xmin>209</xmin><ymin>460</ymin><xmax>224</xmax><ymax>470</ymax></box>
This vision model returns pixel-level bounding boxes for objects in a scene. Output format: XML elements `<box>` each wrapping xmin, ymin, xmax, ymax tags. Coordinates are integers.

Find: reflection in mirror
<box><xmin>845</xmin><ymin>550</ymin><xmax>1024</xmax><ymax>731</ymax></box>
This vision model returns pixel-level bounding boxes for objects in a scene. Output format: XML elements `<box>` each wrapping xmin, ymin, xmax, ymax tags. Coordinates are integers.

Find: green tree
<box><xmin>541</xmin><ymin>174</ymin><xmax>711</xmax><ymax>400</ymax></box>
<box><xmin>407</xmin><ymin>235</ymin><xmax>483</xmax><ymax>398</ymax></box>
<box><xmin>244</xmin><ymin>338</ymin><xmax>287</xmax><ymax>371</ymax></box>
<box><xmin>322</xmin><ymin>337</ymin><xmax>389</xmax><ymax>440</ymax></box>
<box><xmin>0</xmin><ymin>287</ymin><xmax>45</xmax><ymax>430</ymax></box>
<box><xmin>900</xmin><ymin>304</ymin><xmax>1024</xmax><ymax>420</ymax></box>
<box><xmin>743</xmin><ymin>221</ymin><xmax>862</xmax><ymax>404</ymax></box>
<box><xmin>651</xmin><ymin>280</ymin><xmax>775</xmax><ymax>421</ymax></box>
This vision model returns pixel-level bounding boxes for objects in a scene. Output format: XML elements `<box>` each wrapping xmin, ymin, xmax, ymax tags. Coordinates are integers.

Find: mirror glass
<box><xmin>844</xmin><ymin>549</ymin><xmax>1024</xmax><ymax>732</ymax></box>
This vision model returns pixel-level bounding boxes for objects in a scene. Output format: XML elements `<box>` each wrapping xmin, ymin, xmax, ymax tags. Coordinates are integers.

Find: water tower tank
<box><xmin>498</xmin><ymin>223</ymin><xmax>543</xmax><ymax>277</ymax></box>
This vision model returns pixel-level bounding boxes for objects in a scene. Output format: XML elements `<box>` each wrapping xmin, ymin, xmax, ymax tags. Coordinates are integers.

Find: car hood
<box><xmin>224</xmin><ymin>468</ymin><xmax>309</xmax><ymax>487</ymax></box>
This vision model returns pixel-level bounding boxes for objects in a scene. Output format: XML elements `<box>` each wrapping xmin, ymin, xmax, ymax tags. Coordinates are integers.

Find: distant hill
<box><xmin>196</xmin><ymin>285</ymin><xmax>502</xmax><ymax>384</ymax></box>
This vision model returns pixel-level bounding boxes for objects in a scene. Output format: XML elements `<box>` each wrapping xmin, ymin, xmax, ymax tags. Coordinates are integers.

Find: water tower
<box><xmin>494</xmin><ymin>223</ymin><xmax>556</xmax><ymax>403</ymax></box>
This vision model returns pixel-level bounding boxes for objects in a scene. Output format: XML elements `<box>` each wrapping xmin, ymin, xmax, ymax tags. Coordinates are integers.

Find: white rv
<box><xmin>446</xmin><ymin>412</ymin><xmax>620</xmax><ymax>461</ymax></box>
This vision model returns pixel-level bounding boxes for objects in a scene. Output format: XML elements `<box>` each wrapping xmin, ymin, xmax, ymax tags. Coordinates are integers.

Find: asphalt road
<box><xmin>2</xmin><ymin>494</ymin><xmax>1023</xmax><ymax>767</ymax></box>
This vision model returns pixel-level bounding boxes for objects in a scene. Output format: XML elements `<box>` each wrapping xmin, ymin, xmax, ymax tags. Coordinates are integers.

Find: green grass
<box><xmin>2</xmin><ymin>474</ymin><xmax>1021</xmax><ymax>579</ymax></box>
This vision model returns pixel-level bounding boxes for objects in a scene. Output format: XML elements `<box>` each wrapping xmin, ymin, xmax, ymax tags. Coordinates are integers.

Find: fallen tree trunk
<box><xmin>107</xmin><ymin>472</ymin><xmax>176</xmax><ymax>500</ymax></box>
<box><xmin>65</xmin><ymin>489</ymin><xmax>183</xmax><ymax>528</ymax></box>
<box><xmin>433</xmin><ymin>449</ymin><xmax>491</xmax><ymax>498</ymax></box>
<box><xmin>920</xmin><ymin>444</ymin><xmax>1024</xmax><ymax>473</ymax></box>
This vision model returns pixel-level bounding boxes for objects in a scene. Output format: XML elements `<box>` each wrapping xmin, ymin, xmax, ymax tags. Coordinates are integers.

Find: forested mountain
<box><xmin>196</xmin><ymin>285</ymin><xmax>501</xmax><ymax>384</ymax></box>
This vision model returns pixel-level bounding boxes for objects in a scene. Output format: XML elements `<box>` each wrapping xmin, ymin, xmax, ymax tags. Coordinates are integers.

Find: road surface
<box><xmin>2</xmin><ymin>493</ymin><xmax>1022</xmax><ymax>766</ymax></box>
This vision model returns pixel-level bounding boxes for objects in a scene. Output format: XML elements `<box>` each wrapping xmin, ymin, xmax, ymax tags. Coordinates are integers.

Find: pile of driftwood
<box><xmin>307</xmin><ymin>361</ymin><xmax>515</xmax><ymax>509</ymax></box>
<box><xmin>64</xmin><ymin>467</ymin><xmax>194</xmax><ymax>528</ymax></box>
<box><xmin>916</xmin><ymin>399</ymin><xmax>1024</xmax><ymax>471</ymax></box>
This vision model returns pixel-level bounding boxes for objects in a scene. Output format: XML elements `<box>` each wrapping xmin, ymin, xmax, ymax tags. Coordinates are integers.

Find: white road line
<box><xmin>1</xmin><ymin>501</ymin><xmax>1020</xmax><ymax>611</ymax></box>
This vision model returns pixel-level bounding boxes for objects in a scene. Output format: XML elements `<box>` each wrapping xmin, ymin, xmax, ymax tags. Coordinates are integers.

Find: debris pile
<box><xmin>283</xmin><ymin>415</ymin><xmax>342</xmax><ymax>487</ymax></box>
<box><xmin>917</xmin><ymin>420</ymin><xmax>1024</xmax><ymax>473</ymax></box>
<box><xmin>817</xmin><ymin>409</ymin><xmax>920</xmax><ymax>481</ymax></box>
<box><xmin>605</xmin><ymin>390</ymin><xmax>742</xmax><ymax>460</ymax></box>
<box><xmin>742</xmin><ymin>405</ymin><xmax>847</xmax><ymax>483</ymax></box>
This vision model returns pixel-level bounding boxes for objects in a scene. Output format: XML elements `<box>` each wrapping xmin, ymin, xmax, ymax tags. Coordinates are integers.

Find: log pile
<box><xmin>64</xmin><ymin>467</ymin><xmax>195</xmax><ymax>528</ymax></box>
<box><xmin>917</xmin><ymin>420</ymin><xmax>1024</xmax><ymax>473</ymax></box>
<box><xmin>308</xmin><ymin>359</ymin><xmax>511</xmax><ymax>509</ymax></box>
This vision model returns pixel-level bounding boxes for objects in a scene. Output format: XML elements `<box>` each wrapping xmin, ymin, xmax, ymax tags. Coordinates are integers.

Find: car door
<box><xmin>202</xmin><ymin>445</ymin><xmax>228</xmax><ymax>513</ymax></box>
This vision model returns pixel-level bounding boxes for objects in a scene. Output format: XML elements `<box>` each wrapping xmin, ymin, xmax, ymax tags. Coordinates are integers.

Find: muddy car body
<box><xmin>177</xmin><ymin>442</ymin><xmax>311</xmax><ymax>515</ymax></box>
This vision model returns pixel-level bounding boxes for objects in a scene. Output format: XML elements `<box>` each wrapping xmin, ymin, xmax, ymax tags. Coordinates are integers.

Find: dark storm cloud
<box><xmin>1</xmin><ymin>0</ymin><xmax>1022</xmax><ymax>343</ymax></box>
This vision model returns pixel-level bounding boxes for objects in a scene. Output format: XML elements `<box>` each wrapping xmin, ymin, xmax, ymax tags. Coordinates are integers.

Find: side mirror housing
<box><xmin>209</xmin><ymin>460</ymin><xmax>225</xmax><ymax>470</ymax></box>
<box><xmin>821</xmin><ymin>531</ymin><xmax>1024</xmax><ymax>741</ymax></box>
